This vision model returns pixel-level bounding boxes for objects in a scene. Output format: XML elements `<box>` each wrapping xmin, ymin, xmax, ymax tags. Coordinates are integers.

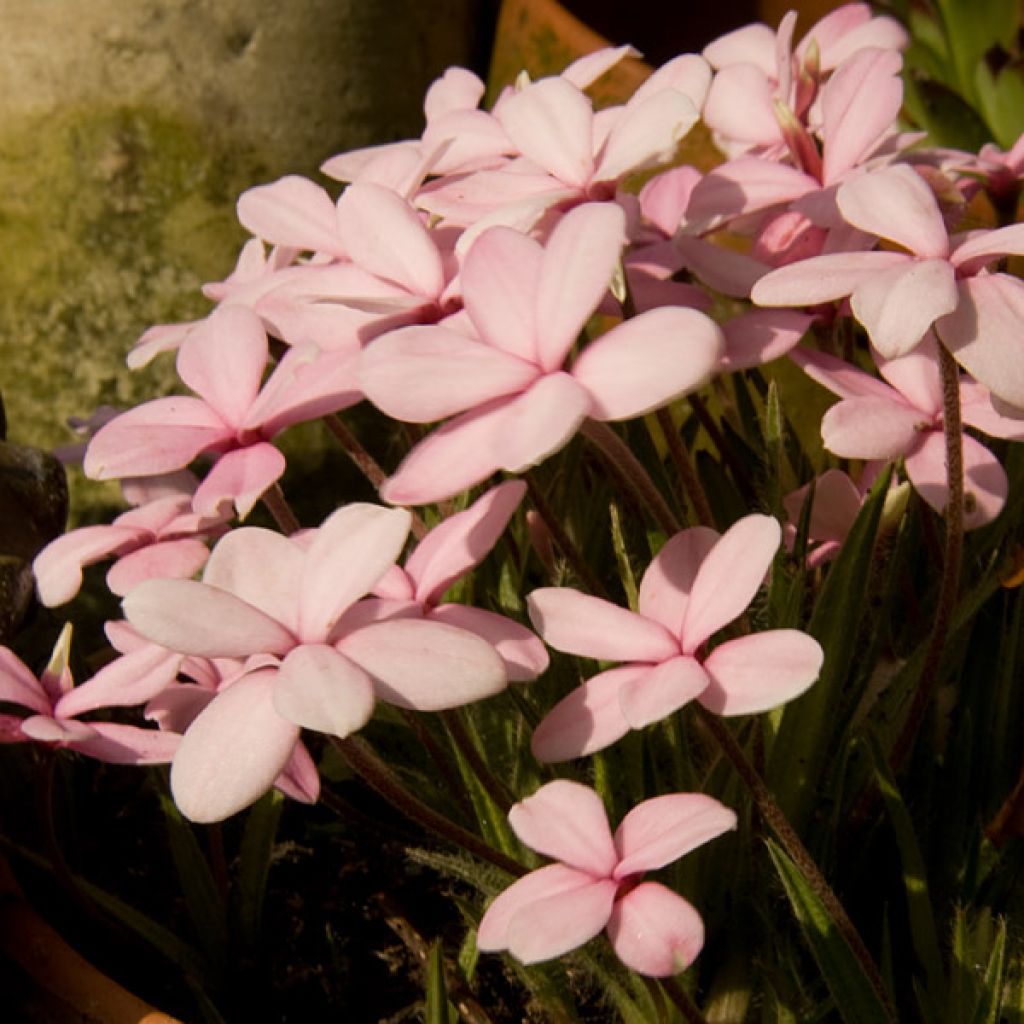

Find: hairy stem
<box><xmin>654</xmin><ymin>408</ymin><xmax>715</xmax><ymax>528</ymax></box>
<box><xmin>889</xmin><ymin>344</ymin><xmax>964</xmax><ymax>772</ymax></box>
<box><xmin>331</xmin><ymin>735</ymin><xmax>525</xmax><ymax>878</ymax></box>
<box><xmin>322</xmin><ymin>413</ymin><xmax>428</xmax><ymax>539</ymax></box>
<box><xmin>262</xmin><ymin>481</ymin><xmax>301</xmax><ymax>535</ymax></box>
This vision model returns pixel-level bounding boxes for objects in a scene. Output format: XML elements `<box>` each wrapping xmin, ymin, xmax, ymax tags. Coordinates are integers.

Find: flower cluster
<box><xmin>7</xmin><ymin>2</ymin><xmax>1024</xmax><ymax>1005</ymax></box>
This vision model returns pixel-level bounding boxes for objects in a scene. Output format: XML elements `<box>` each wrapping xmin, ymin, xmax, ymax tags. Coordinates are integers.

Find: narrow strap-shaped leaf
<box><xmin>864</xmin><ymin>730</ymin><xmax>944</xmax><ymax>1007</ymax></box>
<box><xmin>160</xmin><ymin>795</ymin><xmax>228</xmax><ymax>979</ymax></box>
<box><xmin>969</xmin><ymin>917</ymin><xmax>1007</xmax><ymax>1024</ymax></box>
<box><xmin>424</xmin><ymin>940</ymin><xmax>457</xmax><ymax>1024</ymax></box>
<box><xmin>770</xmin><ymin>466</ymin><xmax>892</xmax><ymax>826</ymax></box>
<box><xmin>232</xmin><ymin>789</ymin><xmax>284</xmax><ymax>953</ymax></box>
<box><xmin>766</xmin><ymin>839</ymin><xmax>896</xmax><ymax>1024</ymax></box>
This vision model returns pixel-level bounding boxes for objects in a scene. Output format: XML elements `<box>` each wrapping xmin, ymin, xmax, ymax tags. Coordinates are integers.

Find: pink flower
<box><xmin>84</xmin><ymin>304</ymin><xmax>361</xmax><ymax>516</ymax></box>
<box><xmin>123</xmin><ymin>503</ymin><xmax>507</xmax><ymax>821</ymax></box>
<box><xmin>0</xmin><ymin>626</ymin><xmax>180</xmax><ymax>764</ymax></box>
<box><xmin>33</xmin><ymin>472</ymin><xmax>229</xmax><ymax>607</ymax></box>
<box><xmin>790</xmin><ymin>336</ymin><xmax>1024</xmax><ymax>529</ymax></box>
<box><xmin>751</xmin><ymin>164</ymin><xmax>1024</xmax><ymax>408</ymax></box>
<box><xmin>527</xmin><ymin>515</ymin><xmax>823</xmax><ymax>761</ymax></box>
<box><xmin>359</xmin><ymin>202</ymin><xmax>723</xmax><ymax>505</ymax></box>
<box><xmin>477</xmin><ymin>780</ymin><xmax>736</xmax><ymax>976</ymax></box>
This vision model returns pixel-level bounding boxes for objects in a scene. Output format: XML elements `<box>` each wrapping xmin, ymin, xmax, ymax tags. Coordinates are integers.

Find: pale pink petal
<box><xmin>783</xmin><ymin>470</ymin><xmax>863</xmax><ymax>545</ymax></box>
<box><xmin>572</xmin><ymin>307</ymin><xmax>723</xmax><ymax>420</ymax></box>
<box><xmin>83</xmin><ymin>398</ymin><xmax>229</xmax><ymax>481</ymax></box>
<box><xmin>536</xmin><ymin>203</ymin><xmax>626</xmax><ymax>372</ymax></box>
<box><xmin>607</xmin><ymin>883</ymin><xmax>704</xmax><ymax>976</ymax></box>
<box><xmin>274</xmin><ymin>740</ymin><xmax>321</xmax><ymax>804</ymax></box>
<box><xmin>203</xmin><ymin>526</ymin><xmax>305</xmax><ymax>633</ymax></box>
<box><xmin>821</xmin><ymin>48</ymin><xmax>903</xmax><ymax>184</ymax></box>
<box><xmin>960</xmin><ymin>378</ymin><xmax>1024</xmax><ymax>440</ymax></box>
<box><xmin>299</xmin><ymin>504</ymin><xmax>411</xmax><ymax>641</ymax></box>
<box><xmin>407</xmin><ymin>480</ymin><xmax>526</xmax><ymax>604</ymax></box>
<box><xmin>236</xmin><ymin>175</ymin><xmax>346</xmax><ymax>258</ymax></box>
<box><xmin>144</xmin><ymin>683</ymin><xmax>214</xmax><ymax>733</ymax></box>
<box><xmin>56</xmin><ymin>644</ymin><xmax>182</xmax><ymax>718</ymax></box>
<box><xmin>423</xmin><ymin>66</ymin><xmax>486</xmax><ymax>120</ymax></box>
<box><xmin>750</xmin><ymin>251</ymin><xmax>907</xmax><ymax>308</ymax></box>
<box><xmin>192</xmin><ymin>444</ymin><xmax>287</xmax><ymax>519</ymax></box>
<box><xmin>685</xmin><ymin>158</ymin><xmax>819</xmax><ymax>233</ymax></box>
<box><xmin>123</xmin><ymin>579</ymin><xmax>296</xmax><ymax>658</ymax></box>
<box><xmin>243</xmin><ymin>344</ymin><xmax>362</xmax><ymax>436</ymax></box>
<box><xmin>614</xmin><ymin>794</ymin><xmax>737</xmax><ymax>876</ymax></box>
<box><xmin>461</xmin><ymin>225</ymin><xmax>542</xmax><ymax>363</ymax></box>
<box><xmin>477</xmin><ymin>862</ymin><xmax>600</xmax><ymax>951</ymax></box>
<box><xmin>699</xmin><ymin>630</ymin><xmax>823</xmax><ymax>714</ymax></box>
<box><xmin>0</xmin><ymin>649</ymin><xmax>48</xmax><ymax>714</ymax></box>
<box><xmin>704</xmin><ymin>22</ymin><xmax>776</xmax><ymax>73</ymax></box>
<box><xmin>336</xmin><ymin>182</ymin><xmax>443</xmax><ymax>298</ymax></box>
<box><xmin>950</xmin><ymin>223</ymin><xmax>1024</xmax><ymax>271</ymax></box>
<box><xmin>527</xmin><ymin>588</ymin><xmax>679</xmax><ymax>663</ymax></box>
<box><xmin>851</xmin><ymin>259</ymin><xmax>957</xmax><ymax>359</ymax></box>
<box><xmin>428</xmin><ymin>604</ymin><xmax>549</xmax><ymax>682</ymax></box>
<box><xmin>721</xmin><ymin>310</ymin><xmax>813</xmax><ymax>371</ymax></box>
<box><xmin>789</xmin><ymin>346</ymin><xmax>898</xmax><ymax>402</ymax></box>
<box><xmin>67</xmin><ymin>721</ymin><xmax>180</xmax><ymax>765</ymax></box>
<box><xmin>675</xmin><ymin>236</ymin><xmax>770</xmax><ymax>298</ymax></box>
<box><xmin>378</xmin><ymin>401</ymin><xmax>509</xmax><ymax>506</ymax></box>
<box><xmin>640</xmin><ymin>165</ymin><xmax>701</xmax><ymax>237</ymax></box>
<box><xmin>176</xmin><ymin>306</ymin><xmax>268</xmax><ymax>427</ymax></box>
<box><xmin>106</xmin><ymin>539</ymin><xmax>211</xmax><ymax>597</ymax></box>
<box><xmin>638</xmin><ymin>527</ymin><xmax>719</xmax><ymax>637</ymax></box>
<box><xmin>820</xmin><ymin>396</ymin><xmax>927</xmax><ymax>459</ymax></box>
<box><xmin>170</xmin><ymin>669</ymin><xmax>300</xmax><ymax>822</ymax></box>
<box><xmin>490</xmin><ymin>373</ymin><xmax>593</xmax><ymax>472</ymax></box>
<box><xmin>127</xmin><ymin>321</ymin><xmax>197</xmax><ymax>369</ymax></box>
<box><xmin>630</xmin><ymin>54</ymin><xmax>712</xmax><ymax>110</ymax></box>
<box><xmin>371</xmin><ymin>565</ymin><xmax>416</xmax><ymax>602</ymax></box>
<box><xmin>272</xmin><ymin>644</ymin><xmax>375</xmax><ymax>738</ymax></box>
<box><xmin>561</xmin><ymin>46</ymin><xmax>640</xmax><ymax>89</ymax></box>
<box><xmin>904</xmin><ymin>430</ymin><xmax>1007</xmax><ymax>530</ymax></box>
<box><xmin>20</xmin><ymin>715</ymin><xmax>94</xmax><ymax>744</ymax></box>
<box><xmin>681</xmin><ymin>515</ymin><xmax>781</xmax><ymax>651</ymax></box>
<box><xmin>937</xmin><ymin>275</ymin><xmax>1024</xmax><ymax>409</ymax></box>
<box><xmin>358</xmin><ymin>325</ymin><xmax>538</xmax><ymax>422</ymax></box>
<box><xmin>701</xmin><ymin>65</ymin><xmax>779</xmax><ymax>148</ymax></box>
<box><xmin>617</xmin><ymin>655</ymin><xmax>710</xmax><ymax>729</ymax></box>
<box><xmin>874</xmin><ymin>332</ymin><xmax>943</xmax><ymax>414</ymax></box>
<box><xmin>496</xmin><ymin>77</ymin><xmax>594</xmax><ymax>187</ymax></box>
<box><xmin>595</xmin><ymin>91</ymin><xmax>699</xmax><ymax>184</ymax></box>
<box><xmin>338</xmin><ymin>617</ymin><xmax>506</xmax><ymax>710</ymax></box>
<box><xmin>33</xmin><ymin>525</ymin><xmax>144</xmax><ymax>607</ymax></box>
<box><xmin>508</xmin><ymin>779</ymin><xmax>617</xmax><ymax>875</ymax></box>
<box><xmin>837</xmin><ymin>165</ymin><xmax>949</xmax><ymax>259</ymax></box>
<box><xmin>531</xmin><ymin>666</ymin><xmax>640</xmax><ymax>762</ymax></box>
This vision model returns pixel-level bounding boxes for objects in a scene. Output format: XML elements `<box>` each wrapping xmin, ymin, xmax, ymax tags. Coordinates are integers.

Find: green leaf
<box><xmin>969</xmin><ymin>917</ymin><xmax>1007</xmax><ymax>1024</ymax></box>
<box><xmin>160</xmin><ymin>795</ymin><xmax>227</xmax><ymax>977</ymax></box>
<box><xmin>933</xmin><ymin>0</ymin><xmax>1019</xmax><ymax>102</ymax></box>
<box><xmin>766</xmin><ymin>839</ymin><xmax>896</xmax><ymax>1024</ymax></box>
<box><xmin>770</xmin><ymin>466</ymin><xmax>892</xmax><ymax>826</ymax></box>
<box><xmin>424</xmin><ymin>940</ymin><xmax>457</xmax><ymax>1024</ymax></box>
<box><xmin>975</xmin><ymin>60</ymin><xmax>1024</xmax><ymax>149</ymax></box>
<box><xmin>902</xmin><ymin>74</ymin><xmax>993</xmax><ymax>150</ymax></box>
<box><xmin>232</xmin><ymin>789</ymin><xmax>283</xmax><ymax>953</ymax></box>
<box><xmin>864</xmin><ymin>731</ymin><xmax>944</xmax><ymax>1006</ymax></box>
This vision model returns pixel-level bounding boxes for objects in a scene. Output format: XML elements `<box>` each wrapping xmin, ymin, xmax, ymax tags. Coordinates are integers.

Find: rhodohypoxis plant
<box><xmin>6</xmin><ymin>4</ymin><xmax>1024</xmax><ymax>1020</ymax></box>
